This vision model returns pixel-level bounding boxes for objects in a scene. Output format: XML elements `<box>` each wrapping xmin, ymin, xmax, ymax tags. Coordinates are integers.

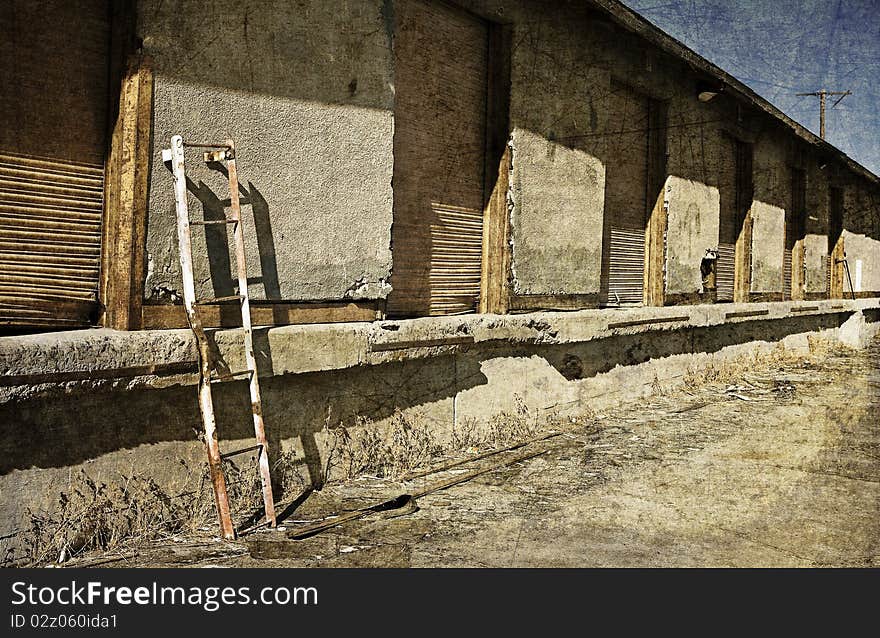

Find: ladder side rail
<box><xmin>225</xmin><ymin>140</ymin><xmax>277</xmax><ymax>527</ymax></box>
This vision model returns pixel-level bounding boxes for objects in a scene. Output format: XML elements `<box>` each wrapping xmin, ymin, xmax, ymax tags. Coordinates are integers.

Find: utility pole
<box><xmin>796</xmin><ymin>89</ymin><xmax>852</xmax><ymax>139</ymax></box>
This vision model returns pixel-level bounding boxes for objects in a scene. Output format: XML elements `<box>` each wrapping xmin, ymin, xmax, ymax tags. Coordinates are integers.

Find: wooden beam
<box><xmin>733</xmin><ymin>141</ymin><xmax>754</xmax><ymax>303</ymax></box>
<box><xmin>101</xmin><ymin>53</ymin><xmax>153</xmax><ymax>330</ymax></box>
<box><xmin>791</xmin><ymin>239</ymin><xmax>806</xmax><ymax>301</ymax></box>
<box><xmin>480</xmin><ymin>146</ymin><xmax>511</xmax><ymax>314</ymax></box>
<box><xmin>479</xmin><ymin>23</ymin><xmax>512</xmax><ymax>315</ymax></box>
<box><xmin>645</xmin><ymin>99</ymin><xmax>669</xmax><ymax>307</ymax></box>
<box><xmin>829</xmin><ymin>186</ymin><xmax>845</xmax><ymax>299</ymax></box>
<box><xmin>734</xmin><ymin>210</ymin><xmax>753</xmax><ymax>302</ymax></box>
<box><xmin>830</xmin><ymin>236</ymin><xmax>845</xmax><ymax>299</ymax></box>
<box><xmin>141</xmin><ymin>301</ymin><xmax>383</xmax><ymax>330</ymax></box>
<box><xmin>508</xmin><ymin>294</ymin><xmax>599</xmax><ymax>312</ymax></box>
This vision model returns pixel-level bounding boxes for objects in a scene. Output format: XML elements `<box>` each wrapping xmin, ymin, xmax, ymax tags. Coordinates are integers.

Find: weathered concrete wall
<box><xmin>842</xmin><ymin>231</ymin><xmax>880</xmax><ymax>294</ymax></box>
<box><xmin>664</xmin><ymin>177</ymin><xmax>720</xmax><ymax>295</ymax></box>
<box><xmin>750</xmin><ymin>130</ymin><xmax>789</xmax><ymax>294</ymax></box>
<box><xmin>842</xmin><ymin>183</ymin><xmax>880</xmax><ymax>295</ymax></box>
<box><xmin>499</xmin><ymin>2</ymin><xmax>610</xmax><ymax>296</ymax></box>
<box><xmin>803</xmin><ymin>159</ymin><xmax>830</xmax><ymax>294</ymax></box>
<box><xmin>139</xmin><ymin>0</ymin><xmax>394</xmax><ymax>303</ymax></box>
<box><xmin>3</xmin><ymin>299</ymin><xmax>878</xmax><ymax>554</ymax></box>
<box><xmin>509</xmin><ymin>130</ymin><xmax>605</xmax><ymax>294</ymax></box>
<box><xmin>135</xmin><ymin>0</ymin><xmax>879</xmax><ymax>308</ymax></box>
<box><xmin>455</xmin><ymin>0</ymin><xmax>734</xmax><ymax>300</ymax></box>
<box><xmin>750</xmin><ymin>201</ymin><xmax>785</xmax><ymax>293</ymax></box>
<box><xmin>804</xmin><ymin>234</ymin><xmax>829</xmax><ymax>294</ymax></box>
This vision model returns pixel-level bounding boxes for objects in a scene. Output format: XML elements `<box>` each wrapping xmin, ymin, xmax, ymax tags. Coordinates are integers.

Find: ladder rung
<box><xmin>210</xmin><ymin>369</ymin><xmax>254</xmax><ymax>381</ymax></box>
<box><xmin>183</xmin><ymin>142</ymin><xmax>231</xmax><ymax>149</ymax></box>
<box><xmin>196</xmin><ymin>295</ymin><xmax>244</xmax><ymax>304</ymax></box>
<box><xmin>190</xmin><ymin>218</ymin><xmax>239</xmax><ymax>226</ymax></box>
<box><xmin>221</xmin><ymin>444</ymin><xmax>262</xmax><ymax>460</ymax></box>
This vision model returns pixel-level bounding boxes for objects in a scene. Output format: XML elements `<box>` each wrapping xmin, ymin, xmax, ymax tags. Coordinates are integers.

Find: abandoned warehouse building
<box><xmin>1</xmin><ymin>0</ymin><xmax>880</xmax><ymax>548</ymax></box>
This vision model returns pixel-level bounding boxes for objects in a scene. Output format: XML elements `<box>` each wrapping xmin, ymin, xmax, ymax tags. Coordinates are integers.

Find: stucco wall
<box><xmin>842</xmin><ymin>184</ymin><xmax>880</xmax><ymax>294</ymax></box>
<box><xmin>803</xmin><ymin>160</ymin><xmax>830</xmax><ymax>294</ymax></box>
<box><xmin>804</xmin><ymin>234</ymin><xmax>829</xmax><ymax>293</ymax></box>
<box><xmin>749</xmin><ymin>131</ymin><xmax>788</xmax><ymax>294</ymax></box>
<box><xmin>501</xmin><ymin>3</ymin><xmax>609</xmax><ymax>296</ymax></box>
<box><xmin>509</xmin><ymin>130</ymin><xmax>606</xmax><ymax>294</ymax></box>
<box><xmin>843</xmin><ymin>231</ymin><xmax>880</xmax><ymax>294</ymax></box>
<box><xmin>664</xmin><ymin>176</ymin><xmax>720</xmax><ymax>295</ymax></box>
<box><xmin>139</xmin><ymin>0</ymin><xmax>394</xmax><ymax>303</ymax></box>
<box><xmin>751</xmin><ymin>201</ymin><xmax>785</xmax><ymax>293</ymax></box>
<box><xmin>135</xmin><ymin>0</ymin><xmax>878</xmax><ymax>308</ymax></box>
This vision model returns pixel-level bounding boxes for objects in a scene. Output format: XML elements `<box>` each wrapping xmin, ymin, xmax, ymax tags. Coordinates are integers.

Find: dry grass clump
<box><xmin>682</xmin><ymin>342</ymin><xmax>818</xmax><ymax>387</ymax></box>
<box><xmin>451</xmin><ymin>398</ymin><xmax>537</xmax><ymax>451</ymax></box>
<box><xmin>20</xmin><ymin>467</ymin><xmax>200</xmax><ymax>567</ymax></box>
<box><xmin>321</xmin><ymin>411</ymin><xmax>443</xmax><ymax>482</ymax></box>
<box><xmin>321</xmin><ymin>396</ymin><xmax>545</xmax><ymax>482</ymax></box>
<box><xmin>12</xmin><ymin>449</ymin><xmax>308</xmax><ymax>567</ymax></box>
<box><xmin>12</xmin><ymin>395</ymin><xmax>571</xmax><ymax>566</ymax></box>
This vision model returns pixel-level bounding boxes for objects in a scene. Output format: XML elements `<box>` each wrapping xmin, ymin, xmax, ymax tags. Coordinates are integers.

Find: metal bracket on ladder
<box><xmin>164</xmin><ymin>134</ymin><xmax>276</xmax><ymax>539</ymax></box>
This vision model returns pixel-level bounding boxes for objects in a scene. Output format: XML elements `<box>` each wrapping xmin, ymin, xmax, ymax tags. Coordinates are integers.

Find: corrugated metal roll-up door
<box><xmin>825</xmin><ymin>254</ymin><xmax>832</xmax><ymax>295</ymax></box>
<box><xmin>0</xmin><ymin>0</ymin><xmax>110</xmax><ymax>328</ymax></box>
<box><xmin>429</xmin><ymin>204</ymin><xmax>483</xmax><ymax>315</ymax></box>
<box><xmin>606</xmin><ymin>227</ymin><xmax>645</xmax><ymax>305</ymax></box>
<box><xmin>601</xmin><ymin>82</ymin><xmax>650</xmax><ymax>307</ymax></box>
<box><xmin>0</xmin><ymin>154</ymin><xmax>103</xmax><ymax>326</ymax></box>
<box><xmin>782</xmin><ymin>244</ymin><xmax>793</xmax><ymax>300</ymax></box>
<box><xmin>388</xmin><ymin>0</ymin><xmax>488</xmax><ymax>317</ymax></box>
<box><xmin>716</xmin><ymin>243</ymin><xmax>736</xmax><ymax>302</ymax></box>
<box><xmin>716</xmin><ymin>137</ymin><xmax>738</xmax><ymax>303</ymax></box>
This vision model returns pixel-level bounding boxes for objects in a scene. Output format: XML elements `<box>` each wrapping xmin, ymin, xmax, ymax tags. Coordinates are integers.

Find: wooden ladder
<box><xmin>162</xmin><ymin>134</ymin><xmax>276</xmax><ymax>539</ymax></box>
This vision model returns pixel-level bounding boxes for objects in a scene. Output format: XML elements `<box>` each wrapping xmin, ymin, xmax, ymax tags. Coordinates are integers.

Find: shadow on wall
<box><xmin>0</xmin><ymin>311</ymin><xmax>860</xmax><ymax>483</ymax></box>
<box><xmin>183</xmin><ymin>169</ymin><xmax>283</xmax><ymax>313</ymax></box>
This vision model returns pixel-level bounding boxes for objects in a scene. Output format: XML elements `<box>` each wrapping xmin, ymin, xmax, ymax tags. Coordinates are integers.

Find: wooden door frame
<box><xmin>828</xmin><ymin>184</ymin><xmax>845</xmax><ymax>299</ymax></box>
<box><xmin>479</xmin><ymin>21</ymin><xmax>512</xmax><ymax>315</ymax></box>
<box><xmin>644</xmin><ymin>98</ymin><xmax>669</xmax><ymax>306</ymax></box>
<box><xmin>100</xmin><ymin>0</ymin><xmax>153</xmax><ymax>330</ymax></box>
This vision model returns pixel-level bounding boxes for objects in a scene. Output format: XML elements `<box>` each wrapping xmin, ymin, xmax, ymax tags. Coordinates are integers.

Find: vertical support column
<box><xmin>645</xmin><ymin>99</ymin><xmax>669</xmax><ymax>307</ymax></box>
<box><xmin>101</xmin><ymin>54</ymin><xmax>153</xmax><ymax>330</ymax></box>
<box><xmin>479</xmin><ymin>23</ymin><xmax>512</xmax><ymax>315</ymax></box>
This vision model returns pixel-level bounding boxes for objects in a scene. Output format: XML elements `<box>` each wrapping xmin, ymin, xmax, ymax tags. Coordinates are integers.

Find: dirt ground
<box><xmin>78</xmin><ymin>339</ymin><xmax>880</xmax><ymax>568</ymax></box>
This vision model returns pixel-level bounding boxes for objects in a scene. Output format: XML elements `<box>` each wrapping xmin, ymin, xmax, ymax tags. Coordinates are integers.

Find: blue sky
<box><xmin>620</xmin><ymin>0</ymin><xmax>880</xmax><ymax>175</ymax></box>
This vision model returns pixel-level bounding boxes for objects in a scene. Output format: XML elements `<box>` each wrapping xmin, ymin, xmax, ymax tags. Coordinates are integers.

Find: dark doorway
<box><xmin>0</xmin><ymin>0</ymin><xmax>112</xmax><ymax>329</ymax></box>
<box><xmin>600</xmin><ymin>81</ymin><xmax>651</xmax><ymax>307</ymax></box>
<box><xmin>387</xmin><ymin>0</ymin><xmax>490</xmax><ymax>317</ymax></box>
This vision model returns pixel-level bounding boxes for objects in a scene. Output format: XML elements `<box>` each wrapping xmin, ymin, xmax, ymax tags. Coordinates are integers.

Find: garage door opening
<box><xmin>0</xmin><ymin>0</ymin><xmax>112</xmax><ymax>330</ymax></box>
<box><xmin>387</xmin><ymin>0</ymin><xmax>492</xmax><ymax>317</ymax></box>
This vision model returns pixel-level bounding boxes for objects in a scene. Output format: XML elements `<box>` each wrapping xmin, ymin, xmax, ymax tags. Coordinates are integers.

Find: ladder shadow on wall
<box><xmin>183</xmin><ymin>169</ymin><xmax>315</xmax><ymax>497</ymax></box>
<box><xmin>185</xmin><ymin>168</ymin><xmax>283</xmax><ymax>311</ymax></box>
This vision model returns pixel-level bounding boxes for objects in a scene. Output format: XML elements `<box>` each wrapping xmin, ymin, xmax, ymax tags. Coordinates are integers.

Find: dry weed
<box><xmin>13</xmin><ymin>447</ymin><xmax>308</xmax><ymax>567</ymax></box>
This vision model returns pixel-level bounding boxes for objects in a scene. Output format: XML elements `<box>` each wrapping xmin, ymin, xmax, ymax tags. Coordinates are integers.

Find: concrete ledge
<box><xmin>1</xmin><ymin>298</ymin><xmax>878</xmax><ymax>402</ymax></box>
<box><xmin>2</xmin><ymin>297</ymin><xmax>879</xmax><ymax>544</ymax></box>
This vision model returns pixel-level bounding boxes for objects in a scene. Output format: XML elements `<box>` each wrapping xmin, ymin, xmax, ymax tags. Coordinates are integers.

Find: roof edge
<box><xmin>588</xmin><ymin>0</ymin><xmax>879</xmax><ymax>185</ymax></box>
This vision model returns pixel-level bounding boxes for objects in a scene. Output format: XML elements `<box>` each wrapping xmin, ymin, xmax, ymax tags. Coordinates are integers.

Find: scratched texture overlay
<box><xmin>621</xmin><ymin>0</ymin><xmax>880</xmax><ymax>175</ymax></box>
